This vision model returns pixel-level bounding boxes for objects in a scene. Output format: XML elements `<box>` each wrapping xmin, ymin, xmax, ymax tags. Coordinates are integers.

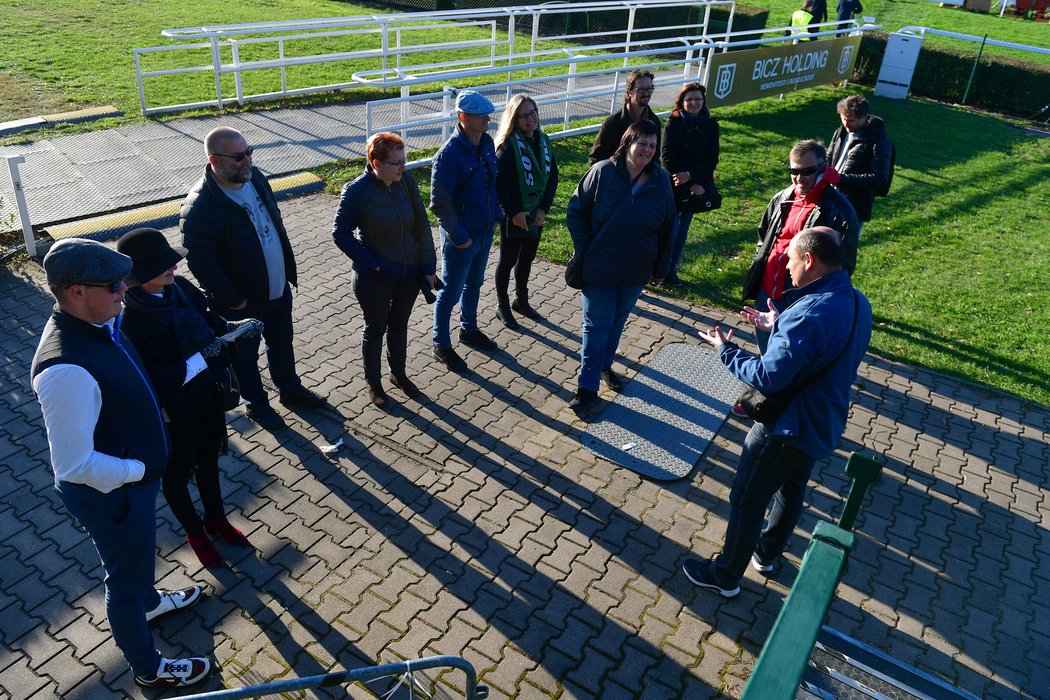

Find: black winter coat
<box><xmin>588</xmin><ymin>105</ymin><xmax>662</xmax><ymax>166</ymax></box>
<box><xmin>661</xmin><ymin>114</ymin><xmax>720</xmax><ymax>211</ymax></box>
<box><xmin>827</xmin><ymin>115</ymin><xmax>892</xmax><ymax>222</ymax></box>
<box><xmin>180</xmin><ymin>166</ymin><xmax>297</xmax><ymax>310</ymax></box>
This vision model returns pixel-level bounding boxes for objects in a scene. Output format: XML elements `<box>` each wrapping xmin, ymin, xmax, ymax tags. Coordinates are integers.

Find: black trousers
<box><xmin>353</xmin><ymin>270</ymin><xmax>419</xmax><ymax>385</ymax></box>
<box><xmin>495</xmin><ymin>226</ymin><xmax>540</xmax><ymax>303</ymax></box>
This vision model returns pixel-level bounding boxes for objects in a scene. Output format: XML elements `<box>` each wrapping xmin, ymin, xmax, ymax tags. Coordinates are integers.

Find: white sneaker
<box><xmin>750</xmin><ymin>553</ymin><xmax>775</xmax><ymax>574</ymax></box>
<box><xmin>134</xmin><ymin>656</ymin><xmax>212</xmax><ymax>688</ymax></box>
<box><xmin>145</xmin><ymin>585</ymin><xmax>204</xmax><ymax>622</ymax></box>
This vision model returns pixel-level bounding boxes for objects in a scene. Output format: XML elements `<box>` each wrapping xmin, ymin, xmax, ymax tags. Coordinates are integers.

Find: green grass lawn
<box><xmin>320</xmin><ymin>86</ymin><xmax>1050</xmax><ymax>407</ymax></box>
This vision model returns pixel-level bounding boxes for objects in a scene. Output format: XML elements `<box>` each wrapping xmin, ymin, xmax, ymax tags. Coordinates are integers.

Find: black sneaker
<box><xmin>459</xmin><ymin>330</ymin><xmax>498</xmax><ymax>352</ymax></box>
<box><xmin>432</xmin><ymin>345</ymin><xmax>468</xmax><ymax>372</ymax></box>
<box><xmin>663</xmin><ymin>272</ymin><xmax>683</xmax><ymax>287</ymax></box>
<box><xmin>750</xmin><ymin>553</ymin><xmax>775</xmax><ymax>575</ymax></box>
<box><xmin>135</xmin><ymin>657</ymin><xmax>212</xmax><ymax>688</ymax></box>
<box><xmin>682</xmin><ymin>557</ymin><xmax>740</xmax><ymax>598</ymax></box>
<box><xmin>245</xmin><ymin>403</ymin><xmax>284</xmax><ymax>431</ymax></box>
<box><xmin>279</xmin><ymin>387</ymin><xmax>326</xmax><ymax>409</ymax></box>
<box><xmin>601</xmin><ymin>369</ymin><xmax>624</xmax><ymax>391</ymax></box>
<box><xmin>568</xmin><ymin>388</ymin><xmax>598</xmax><ymax>410</ymax></box>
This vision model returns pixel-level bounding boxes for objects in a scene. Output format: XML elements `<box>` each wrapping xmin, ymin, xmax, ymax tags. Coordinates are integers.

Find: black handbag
<box><xmin>564</xmin><ymin>252</ymin><xmax>586</xmax><ymax>289</ymax></box>
<box><xmin>738</xmin><ymin>291</ymin><xmax>859</xmax><ymax>423</ymax></box>
<box><xmin>674</xmin><ymin>181</ymin><xmax>722</xmax><ymax>213</ymax></box>
<box><xmin>216</xmin><ymin>366</ymin><xmax>241</xmax><ymax>411</ymax></box>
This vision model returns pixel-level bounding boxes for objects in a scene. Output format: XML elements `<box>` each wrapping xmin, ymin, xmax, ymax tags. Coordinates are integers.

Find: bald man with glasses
<box><xmin>180</xmin><ymin>126</ymin><xmax>325</xmax><ymax>430</ymax></box>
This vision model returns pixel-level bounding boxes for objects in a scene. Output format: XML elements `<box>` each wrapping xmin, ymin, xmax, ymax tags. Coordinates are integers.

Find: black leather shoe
<box><xmin>279</xmin><ymin>387</ymin><xmax>326</xmax><ymax>409</ymax></box>
<box><xmin>459</xmin><ymin>330</ymin><xmax>498</xmax><ymax>352</ymax></box>
<box><xmin>432</xmin><ymin>345</ymin><xmax>468</xmax><ymax>372</ymax></box>
<box><xmin>511</xmin><ymin>299</ymin><xmax>542</xmax><ymax>320</ymax></box>
<box><xmin>601</xmin><ymin>369</ymin><xmax>624</xmax><ymax>391</ymax></box>
<box><xmin>245</xmin><ymin>403</ymin><xmax>284</xmax><ymax>431</ymax></box>
<box><xmin>568</xmin><ymin>389</ymin><xmax>599</xmax><ymax>410</ymax></box>
<box><xmin>496</xmin><ymin>305</ymin><xmax>519</xmax><ymax>330</ymax></box>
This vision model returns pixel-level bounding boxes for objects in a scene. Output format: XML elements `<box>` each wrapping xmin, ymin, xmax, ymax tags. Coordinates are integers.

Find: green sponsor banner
<box><xmin>706</xmin><ymin>35</ymin><xmax>862</xmax><ymax>108</ymax></box>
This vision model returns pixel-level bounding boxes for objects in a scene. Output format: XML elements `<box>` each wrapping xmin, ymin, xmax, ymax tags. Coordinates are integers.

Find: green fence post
<box><xmin>837</xmin><ymin>453</ymin><xmax>883</xmax><ymax>532</ymax></box>
<box><xmin>962</xmin><ymin>33</ymin><xmax>988</xmax><ymax>106</ymax></box>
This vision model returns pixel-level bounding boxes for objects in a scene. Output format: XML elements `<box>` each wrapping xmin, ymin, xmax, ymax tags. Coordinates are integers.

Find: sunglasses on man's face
<box><xmin>788</xmin><ymin>163</ymin><xmax>823</xmax><ymax>177</ymax></box>
<box><xmin>78</xmin><ymin>279</ymin><xmax>124</xmax><ymax>293</ymax></box>
<box><xmin>213</xmin><ymin>146</ymin><xmax>255</xmax><ymax>162</ymax></box>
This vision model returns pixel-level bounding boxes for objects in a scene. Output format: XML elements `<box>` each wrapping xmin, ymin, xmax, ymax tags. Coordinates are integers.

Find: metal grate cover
<box><xmin>583</xmin><ymin>342</ymin><xmax>742</xmax><ymax>481</ymax></box>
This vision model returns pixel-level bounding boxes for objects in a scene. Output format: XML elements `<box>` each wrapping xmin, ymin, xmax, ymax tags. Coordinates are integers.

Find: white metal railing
<box><xmin>898</xmin><ymin>26</ymin><xmax>1050</xmax><ymax>56</ymax></box>
<box><xmin>133</xmin><ymin>0</ymin><xmax>736</xmax><ymax>115</ymax></box>
<box><xmin>365</xmin><ymin>19</ymin><xmax>877</xmax><ymax>169</ymax></box>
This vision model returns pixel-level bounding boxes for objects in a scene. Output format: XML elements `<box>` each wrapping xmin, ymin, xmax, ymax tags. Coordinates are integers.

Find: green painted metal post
<box><xmin>838</xmin><ymin>453</ymin><xmax>883</xmax><ymax>532</ymax></box>
<box><xmin>962</xmin><ymin>34</ymin><xmax>988</xmax><ymax>106</ymax></box>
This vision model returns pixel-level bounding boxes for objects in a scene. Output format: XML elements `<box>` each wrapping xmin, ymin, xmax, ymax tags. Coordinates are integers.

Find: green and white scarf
<box><xmin>511</xmin><ymin>128</ymin><xmax>552</xmax><ymax>213</ymax></box>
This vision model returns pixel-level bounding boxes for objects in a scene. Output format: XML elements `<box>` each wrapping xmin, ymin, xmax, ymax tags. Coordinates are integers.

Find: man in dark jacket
<box><xmin>742</xmin><ymin>139</ymin><xmax>858</xmax><ymax>352</ymax></box>
<box><xmin>30</xmin><ymin>239</ymin><xmax>209</xmax><ymax>688</ymax></box>
<box><xmin>826</xmin><ymin>95</ymin><xmax>892</xmax><ymax>230</ymax></box>
<box><xmin>588</xmin><ymin>69</ymin><xmax>662</xmax><ymax>166</ymax></box>
<box><xmin>180</xmin><ymin>126</ymin><xmax>324</xmax><ymax>430</ymax></box>
<box><xmin>686</xmin><ymin>227</ymin><xmax>873</xmax><ymax>598</ymax></box>
<box><xmin>430</xmin><ymin>90</ymin><xmax>504</xmax><ymax>372</ymax></box>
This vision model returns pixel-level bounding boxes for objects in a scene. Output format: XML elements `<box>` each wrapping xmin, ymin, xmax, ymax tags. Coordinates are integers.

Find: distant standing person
<box><xmin>494</xmin><ymin>94</ymin><xmax>559</xmax><ymax>329</ymax></box>
<box><xmin>332</xmin><ymin>132</ymin><xmax>437</xmax><ymax>407</ymax></box>
<box><xmin>588</xmin><ymin>69</ymin><xmax>662</xmax><ymax>166</ymax></box>
<box><xmin>825</xmin><ymin>95</ymin><xmax>892</xmax><ymax>232</ymax></box>
<box><xmin>809</xmin><ymin>0</ymin><xmax>828</xmax><ymax>35</ymax></box>
<box><xmin>684</xmin><ymin>227</ymin><xmax>872</xmax><ymax>598</ymax></box>
<box><xmin>836</xmin><ymin>0</ymin><xmax>863</xmax><ymax>26</ymax></box>
<box><xmin>180</xmin><ymin>126</ymin><xmax>325</xmax><ymax>431</ymax></box>
<box><xmin>660</xmin><ymin>82</ymin><xmax>720</xmax><ymax>286</ymax></box>
<box><xmin>118</xmin><ymin>228</ymin><xmax>257</xmax><ymax>569</ymax></box>
<box><xmin>789</xmin><ymin>0</ymin><xmax>815</xmax><ymax>41</ymax></box>
<box><xmin>31</xmin><ymin>239</ymin><xmax>209</xmax><ymax>688</ymax></box>
<box><xmin>566</xmin><ymin>121</ymin><xmax>675</xmax><ymax>409</ymax></box>
<box><xmin>430</xmin><ymin>90</ymin><xmax>504</xmax><ymax>372</ymax></box>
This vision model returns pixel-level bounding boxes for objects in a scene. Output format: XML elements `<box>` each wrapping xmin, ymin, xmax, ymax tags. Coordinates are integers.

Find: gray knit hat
<box><xmin>42</xmin><ymin>238</ymin><xmax>132</xmax><ymax>287</ymax></box>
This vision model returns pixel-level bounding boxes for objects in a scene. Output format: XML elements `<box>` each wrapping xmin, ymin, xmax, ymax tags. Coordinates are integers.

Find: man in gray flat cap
<box><xmin>30</xmin><ymin>238</ymin><xmax>210</xmax><ymax>689</ymax></box>
<box><xmin>430</xmin><ymin>89</ymin><xmax>505</xmax><ymax>372</ymax></box>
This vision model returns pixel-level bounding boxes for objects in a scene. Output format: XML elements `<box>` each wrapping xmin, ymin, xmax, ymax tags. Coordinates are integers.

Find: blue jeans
<box><xmin>711</xmin><ymin>422</ymin><xmax>816</xmax><ymax>587</ymax></box>
<box><xmin>432</xmin><ymin>229</ymin><xmax>493</xmax><ymax>348</ymax></box>
<box><xmin>579</xmin><ymin>284</ymin><xmax>645</xmax><ymax>391</ymax></box>
<box><xmin>669</xmin><ymin>212</ymin><xmax>693</xmax><ymax>276</ymax></box>
<box><xmin>55</xmin><ymin>480</ymin><xmax>163</xmax><ymax>676</ymax></box>
<box><xmin>223</xmin><ymin>285</ymin><xmax>302</xmax><ymax>406</ymax></box>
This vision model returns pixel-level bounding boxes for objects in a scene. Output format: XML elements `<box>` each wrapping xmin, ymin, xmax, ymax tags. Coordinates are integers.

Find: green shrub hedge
<box><xmin>855</xmin><ymin>31</ymin><xmax>1050</xmax><ymax>118</ymax></box>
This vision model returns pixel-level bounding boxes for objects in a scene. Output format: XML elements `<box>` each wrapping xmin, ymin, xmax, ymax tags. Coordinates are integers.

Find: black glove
<box><xmin>200</xmin><ymin>338</ymin><xmax>223</xmax><ymax>358</ymax></box>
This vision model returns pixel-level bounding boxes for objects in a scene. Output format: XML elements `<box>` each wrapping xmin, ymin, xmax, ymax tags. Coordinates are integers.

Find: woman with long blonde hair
<box><xmin>493</xmin><ymin>94</ymin><xmax>559</xmax><ymax>329</ymax></box>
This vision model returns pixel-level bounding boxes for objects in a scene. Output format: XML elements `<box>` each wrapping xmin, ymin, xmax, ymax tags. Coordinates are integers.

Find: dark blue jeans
<box><xmin>55</xmin><ymin>480</ymin><xmax>163</xmax><ymax>676</ymax></box>
<box><xmin>353</xmin><ymin>270</ymin><xmax>419</xmax><ymax>385</ymax></box>
<box><xmin>712</xmin><ymin>422</ymin><xmax>816</xmax><ymax>587</ymax></box>
<box><xmin>579</xmin><ymin>284</ymin><xmax>645</xmax><ymax>391</ymax></box>
<box><xmin>432</xmin><ymin>229</ymin><xmax>493</xmax><ymax>348</ymax></box>
<box><xmin>223</xmin><ymin>285</ymin><xmax>302</xmax><ymax>406</ymax></box>
<box><xmin>669</xmin><ymin>211</ymin><xmax>693</xmax><ymax>276</ymax></box>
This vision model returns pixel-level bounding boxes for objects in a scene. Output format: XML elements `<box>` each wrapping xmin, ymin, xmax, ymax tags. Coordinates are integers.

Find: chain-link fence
<box><xmin>855</xmin><ymin>32</ymin><xmax>1050</xmax><ymax>122</ymax></box>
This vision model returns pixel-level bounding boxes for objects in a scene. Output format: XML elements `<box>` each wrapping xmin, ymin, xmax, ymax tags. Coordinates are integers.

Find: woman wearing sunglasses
<box><xmin>660</xmin><ymin>82</ymin><xmax>721</xmax><ymax>287</ymax></box>
<box><xmin>332</xmin><ymin>131</ymin><xmax>437</xmax><ymax>408</ymax></box>
<box><xmin>118</xmin><ymin>228</ymin><xmax>261</xmax><ymax>568</ymax></box>
<box><xmin>493</xmin><ymin>94</ymin><xmax>559</xmax><ymax>329</ymax></box>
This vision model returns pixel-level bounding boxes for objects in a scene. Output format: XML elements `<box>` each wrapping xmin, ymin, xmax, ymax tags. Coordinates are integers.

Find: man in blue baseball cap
<box><xmin>429</xmin><ymin>89</ymin><xmax>505</xmax><ymax>372</ymax></box>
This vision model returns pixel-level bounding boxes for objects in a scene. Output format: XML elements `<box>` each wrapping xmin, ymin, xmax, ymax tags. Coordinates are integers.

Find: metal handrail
<box><xmin>897</xmin><ymin>25</ymin><xmax>1050</xmax><ymax>55</ymax></box>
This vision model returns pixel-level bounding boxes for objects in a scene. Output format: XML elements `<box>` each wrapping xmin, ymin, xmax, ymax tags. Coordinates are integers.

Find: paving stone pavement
<box><xmin>0</xmin><ymin>191</ymin><xmax>1047</xmax><ymax>699</ymax></box>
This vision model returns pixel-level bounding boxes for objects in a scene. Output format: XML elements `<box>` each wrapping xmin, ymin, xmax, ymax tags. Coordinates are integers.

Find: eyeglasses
<box><xmin>212</xmin><ymin>146</ymin><xmax>254</xmax><ymax>162</ymax></box>
<box><xmin>631</xmin><ymin>87</ymin><xmax>655</xmax><ymax>94</ymax></box>
<box><xmin>78</xmin><ymin>280</ymin><xmax>124</xmax><ymax>293</ymax></box>
<box><xmin>517</xmin><ymin>109</ymin><xmax>539</xmax><ymax>121</ymax></box>
<box><xmin>788</xmin><ymin>163</ymin><xmax>824</xmax><ymax>176</ymax></box>
<box><xmin>383</xmin><ymin>159</ymin><xmax>408</xmax><ymax>167</ymax></box>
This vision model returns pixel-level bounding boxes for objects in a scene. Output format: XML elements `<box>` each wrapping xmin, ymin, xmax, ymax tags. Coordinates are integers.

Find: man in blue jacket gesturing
<box><xmin>685</xmin><ymin>226</ymin><xmax>872</xmax><ymax>598</ymax></box>
<box><xmin>430</xmin><ymin>90</ymin><xmax>504</xmax><ymax>373</ymax></box>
